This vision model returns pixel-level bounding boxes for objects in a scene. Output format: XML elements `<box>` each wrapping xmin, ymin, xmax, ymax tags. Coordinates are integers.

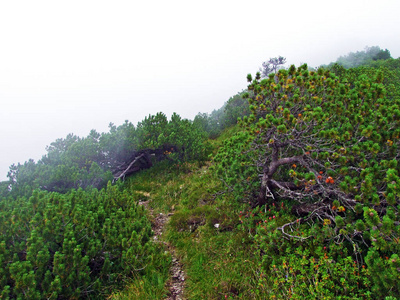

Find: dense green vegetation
<box><xmin>214</xmin><ymin>57</ymin><xmax>400</xmax><ymax>298</ymax></box>
<box><xmin>1</xmin><ymin>49</ymin><xmax>400</xmax><ymax>299</ymax></box>
<box><xmin>4</xmin><ymin>112</ymin><xmax>209</xmax><ymax>198</ymax></box>
<box><xmin>0</xmin><ymin>184</ymin><xmax>169</xmax><ymax>299</ymax></box>
<box><xmin>1</xmin><ymin>112</ymin><xmax>208</xmax><ymax>299</ymax></box>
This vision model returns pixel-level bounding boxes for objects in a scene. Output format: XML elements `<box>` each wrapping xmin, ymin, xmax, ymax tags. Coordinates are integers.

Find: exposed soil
<box><xmin>139</xmin><ymin>200</ymin><xmax>185</xmax><ymax>300</ymax></box>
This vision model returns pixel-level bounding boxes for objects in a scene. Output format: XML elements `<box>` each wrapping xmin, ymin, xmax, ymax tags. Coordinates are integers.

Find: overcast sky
<box><xmin>1</xmin><ymin>0</ymin><xmax>400</xmax><ymax>181</ymax></box>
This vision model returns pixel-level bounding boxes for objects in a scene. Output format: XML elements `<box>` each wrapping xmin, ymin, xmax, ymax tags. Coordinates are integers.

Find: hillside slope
<box><xmin>1</xmin><ymin>55</ymin><xmax>400</xmax><ymax>299</ymax></box>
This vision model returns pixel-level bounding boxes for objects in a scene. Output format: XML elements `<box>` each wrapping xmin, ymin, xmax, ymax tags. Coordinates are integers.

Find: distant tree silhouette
<box><xmin>260</xmin><ymin>56</ymin><xmax>286</xmax><ymax>77</ymax></box>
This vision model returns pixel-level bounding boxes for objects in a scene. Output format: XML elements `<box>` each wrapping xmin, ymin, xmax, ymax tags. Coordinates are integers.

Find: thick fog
<box><xmin>1</xmin><ymin>0</ymin><xmax>400</xmax><ymax>181</ymax></box>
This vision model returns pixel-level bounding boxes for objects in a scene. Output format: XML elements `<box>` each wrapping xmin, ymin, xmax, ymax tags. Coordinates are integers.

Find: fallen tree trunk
<box><xmin>112</xmin><ymin>145</ymin><xmax>179</xmax><ymax>182</ymax></box>
<box><xmin>112</xmin><ymin>151</ymin><xmax>152</xmax><ymax>182</ymax></box>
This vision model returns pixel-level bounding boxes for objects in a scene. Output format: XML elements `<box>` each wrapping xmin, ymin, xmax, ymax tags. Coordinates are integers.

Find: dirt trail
<box><xmin>139</xmin><ymin>200</ymin><xmax>185</xmax><ymax>300</ymax></box>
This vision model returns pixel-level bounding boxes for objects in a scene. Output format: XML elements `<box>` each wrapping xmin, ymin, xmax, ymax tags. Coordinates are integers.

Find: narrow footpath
<box><xmin>139</xmin><ymin>200</ymin><xmax>185</xmax><ymax>300</ymax></box>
